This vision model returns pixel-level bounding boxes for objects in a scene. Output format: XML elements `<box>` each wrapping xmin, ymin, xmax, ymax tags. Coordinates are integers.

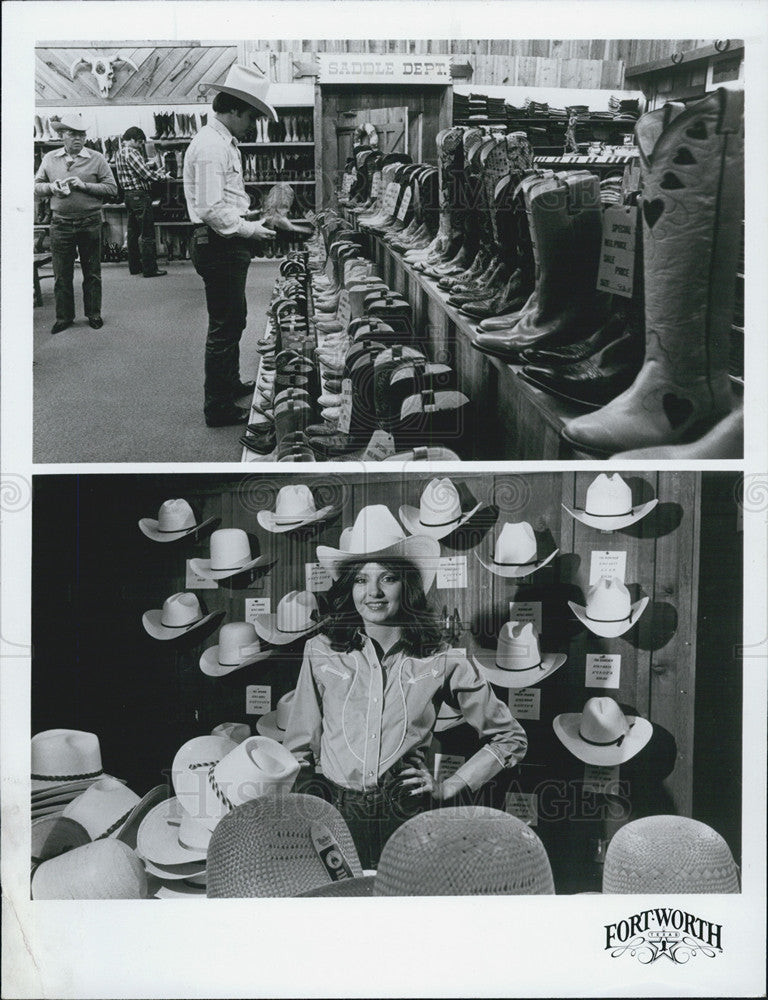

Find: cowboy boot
<box><xmin>34</xmin><ymin>115</ymin><xmax>44</xmax><ymax>140</ymax></box>
<box><xmin>201</xmin><ymin>113</ymin><xmax>207</xmax><ymax>127</ymax></box>
<box><xmin>562</xmin><ymin>88</ymin><xmax>744</xmax><ymax>455</ymax></box>
<box><xmin>610</xmin><ymin>405</ymin><xmax>743</xmax><ymax>459</ymax></box>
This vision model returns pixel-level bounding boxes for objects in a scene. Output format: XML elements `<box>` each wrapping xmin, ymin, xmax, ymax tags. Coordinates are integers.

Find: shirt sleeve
<box><xmin>283</xmin><ymin>640</ymin><xmax>324</xmax><ymax>771</ymax></box>
<box><xmin>34</xmin><ymin>155</ymin><xmax>54</xmax><ymax>198</ymax></box>
<box><xmin>127</xmin><ymin>147</ymin><xmax>157</xmax><ymax>183</ymax></box>
<box><xmin>85</xmin><ymin>155</ymin><xmax>118</xmax><ymax>200</ymax></box>
<box><xmin>187</xmin><ymin>141</ymin><xmax>261</xmax><ymax>239</ymax></box>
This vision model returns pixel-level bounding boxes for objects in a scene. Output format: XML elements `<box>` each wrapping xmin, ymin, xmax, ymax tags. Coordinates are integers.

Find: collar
<box><xmin>210</xmin><ymin>116</ymin><xmax>238</xmax><ymax>147</ymax></box>
<box><xmin>358</xmin><ymin>630</ymin><xmax>408</xmax><ymax>663</ymax></box>
<box><xmin>54</xmin><ymin>146</ymin><xmax>91</xmax><ymax>160</ymax></box>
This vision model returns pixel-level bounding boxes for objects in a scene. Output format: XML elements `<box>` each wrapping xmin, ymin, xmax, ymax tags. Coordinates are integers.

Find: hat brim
<box><xmin>474</xmin><ymin>651</ymin><xmax>567</xmax><ymax>689</ymax></box>
<box><xmin>398</xmin><ymin>501</ymin><xmax>482</xmax><ymax>541</ymax></box>
<box><xmin>297</xmin><ymin>875</ymin><xmax>376</xmax><ymax>897</ymax></box>
<box><xmin>143</xmin><ymin>857</ymin><xmax>207</xmax><ymax>881</ymax></box>
<box><xmin>316</xmin><ymin>535</ymin><xmax>441</xmax><ymax>593</ymax></box>
<box><xmin>31</xmin><ymin>816</ymin><xmax>91</xmax><ymax>863</ymax></box>
<box><xmin>138</xmin><ymin>515</ymin><xmax>219</xmax><ymax>543</ymax></box>
<box><xmin>188</xmin><ymin>554</ymin><xmax>275</xmax><ymax>581</ymax></box>
<box><xmin>553</xmin><ymin>713</ymin><xmax>653</xmax><ymax>765</ymax></box>
<box><xmin>254</xmin><ymin>712</ymin><xmax>287</xmax><ymax>742</ymax></box>
<box><xmin>568</xmin><ymin>596</ymin><xmax>649</xmax><ymax>638</ymax></box>
<box><xmin>153</xmin><ymin>880</ymin><xmax>208</xmax><ymax>899</ymax></box>
<box><xmin>475</xmin><ymin>548</ymin><xmax>559</xmax><ymax>578</ymax></box>
<box><xmin>256</xmin><ymin>505</ymin><xmax>336</xmax><ymax>534</ymax></box>
<box><xmin>171</xmin><ymin>736</ymin><xmax>239</xmax><ymax>817</ymax></box>
<box><xmin>116</xmin><ymin>784</ymin><xmax>172</xmax><ymax>851</ymax></box>
<box><xmin>142</xmin><ymin>609</ymin><xmax>224</xmax><ymax>641</ymax></box>
<box><xmin>199</xmin><ymin>643</ymin><xmax>272</xmax><ymax>676</ymax></box>
<box><xmin>252</xmin><ymin>614</ymin><xmax>325</xmax><ymax>646</ymax></box>
<box><xmin>50</xmin><ymin>120</ymin><xmax>86</xmax><ymax>134</ymax></box>
<box><xmin>204</xmin><ymin>83</ymin><xmax>278</xmax><ymax>121</ymax></box>
<box><xmin>561</xmin><ymin>500</ymin><xmax>658</xmax><ymax>532</ymax></box>
<box><xmin>137</xmin><ymin>798</ymin><xmax>210</xmax><ymax>866</ymax></box>
<box><xmin>31</xmin><ymin>773</ymin><xmax>122</xmax><ymax>797</ymax></box>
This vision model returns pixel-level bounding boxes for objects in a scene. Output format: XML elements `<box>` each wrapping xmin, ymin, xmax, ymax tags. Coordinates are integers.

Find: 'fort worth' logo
<box><xmin>605</xmin><ymin>908</ymin><xmax>723</xmax><ymax>965</ymax></box>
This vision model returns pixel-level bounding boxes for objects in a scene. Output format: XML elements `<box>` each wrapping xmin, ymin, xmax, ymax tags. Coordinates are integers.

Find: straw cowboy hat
<box><xmin>562</xmin><ymin>473</ymin><xmax>658</xmax><ymax>532</ymax></box>
<box><xmin>31</xmin><ymin>816</ymin><xmax>90</xmax><ymax>865</ymax></box>
<box><xmin>59</xmin><ymin>776</ymin><xmax>142</xmax><ymax>841</ymax></box>
<box><xmin>568</xmin><ymin>576</ymin><xmax>649</xmax><ymax>638</ymax></box>
<box><xmin>142</xmin><ymin>592</ymin><xmax>224</xmax><ymax>641</ymax></box>
<box><xmin>171</xmin><ymin>734</ymin><xmax>238</xmax><ymax>820</ymax></box>
<box><xmin>31</xmin><ymin>839</ymin><xmax>148</xmax><ymax>899</ymax></box>
<box><xmin>199</xmin><ymin>622</ymin><xmax>271</xmax><ymax>677</ymax></box>
<box><xmin>173</xmin><ymin>734</ymin><xmax>299</xmax><ymax>832</ymax></box>
<box><xmin>207</xmin><ymin>793</ymin><xmax>363</xmax><ymax>897</ymax></box>
<box><xmin>602</xmin><ymin>815</ymin><xmax>740</xmax><ymax>894</ymax></box>
<box><xmin>138</xmin><ymin>498</ymin><xmax>219</xmax><ymax>543</ymax></box>
<box><xmin>31</xmin><ymin>729</ymin><xmax>112</xmax><ymax>797</ymax></box>
<box><xmin>399</xmin><ymin>478</ymin><xmax>482</xmax><ymax>540</ymax></box>
<box><xmin>50</xmin><ymin>111</ymin><xmax>87</xmax><ymax>134</ymax></box>
<box><xmin>136</xmin><ymin>796</ymin><xmax>212</xmax><ymax>867</ymax></box>
<box><xmin>153</xmin><ymin>879</ymin><xmax>207</xmax><ymax>899</ymax></box>
<box><xmin>204</xmin><ymin>63</ymin><xmax>278</xmax><ymax>121</ymax></box>
<box><xmin>256</xmin><ymin>484</ymin><xmax>337</xmax><ymax>533</ymax></box>
<box><xmin>252</xmin><ymin>590</ymin><xmax>324</xmax><ymax>646</ymax></box>
<box><xmin>473</xmin><ymin>621</ymin><xmax>567</xmax><ymax>689</ymax></box>
<box><xmin>553</xmin><ymin>697</ymin><xmax>653</xmax><ymax>766</ymax></box>
<box><xmin>316</xmin><ymin>504</ymin><xmax>441</xmax><ymax>593</ymax></box>
<box><xmin>476</xmin><ymin>522</ymin><xmax>559</xmax><ymax>578</ymax></box>
<box><xmin>188</xmin><ymin>528</ymin><xmax>275</xmax><ymax>581</ymax></box>
<box><xmin>211</xmin><ymin>722</ymin><xmax>251</xmax><ymax>744</ymax></box>
<box><xmin>255</xmin><ymin>690</ymin><xmax>295</xmax><ymax>742</ymax></box>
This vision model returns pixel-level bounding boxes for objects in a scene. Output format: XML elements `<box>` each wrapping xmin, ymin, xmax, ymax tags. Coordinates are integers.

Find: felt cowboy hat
<box><xmin>602</xmin><ymin>815</ymin><xmax>740</xmax><ymax>894</ymax></box>
<box><xmin>316</xmin><ymin>504</ymin><xmax>441</xmax><ymax>593</ymax></box>
<box><xmin>472</xmin><ymin>621</ymin><xmax>567</xmax><ymax>689</ymax></box>
<box><xmin>553</xmin><ymin>697</ymin><xmax>653</xmax><ymax>766</ymax></box>
<box><xmin>255</xmin><ymin>690</ymin><xmax>295</xmax><ymax>742</ymax></box>
<box><xmin>138</xmin><ymin>498</ymin><xmax>219</xmax><ymax>542</ymax></box>
<box><xmin>50</xmin><ymin>112</ymin><xmax>87</xmax><ymax>134</ymax></box>
<box><xmin>188</xmin><ymin>528</ymin><xmax>275</xmax><ymax>581</ymax></box>
<box><xmin>211</xmin><ymin>722</ymin><xmax>251</xmax><ymax>745</ymax></box>
<box><xmin>256</xmin><ymin>484</ymin><xmax>336</xmax><ymax>533</ymax></box>
<box><xmin>142</xmin><ymin>592</ymin><xmax>224</xmax><ymax>641</ymax></box>
<box><xmin>568</xmin><ymin>576</ymin><xmax>649</xmax><ymax>639</ymax></box>
<box><xmin>31</xmin><ymin>729</ymin><xmax>112</xmax><ymax>796</ymax></box>
<box><xmin>204</xmin><ymin>64</ymin><xmax>278</xmax><ymax>121</ymax></box>
<box><xmin>252</xmin><ymin>591</ymin><xmax>324</xmax><ymax>646</ymax></box>
<box><xmin>562</xmin><ymin>473</ymin><xmax>658</xmax><ymax>531</ymax></box>
<box><xmin>31</xmin><ymin>839</ymin><xmax>148</xmax><ymax>899</ymax></box>
<box><xmin>136</xmin><ymin>796</ymin><xmax>212</xmax><ymax>867</ymax></box>
<box><xmin>399</xmin><ymin>478</ymin><xmax>482</xmax><ymax>540</ymax></box>
<box><xmin>199</xmin><ymin>622</ymin><xmax>271</xmax><ymax>677</ymax></box>
<box><xmin>476</xmin><ymin>522</ymin><xmax>559</xmax><ymax>578</ymax></box>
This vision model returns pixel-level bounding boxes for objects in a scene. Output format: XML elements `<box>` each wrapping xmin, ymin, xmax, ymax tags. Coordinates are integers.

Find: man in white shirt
<box><xmin>183</xmin><ymin>65</ymin><xmax>277</xmax><ymax>427</ymax></box>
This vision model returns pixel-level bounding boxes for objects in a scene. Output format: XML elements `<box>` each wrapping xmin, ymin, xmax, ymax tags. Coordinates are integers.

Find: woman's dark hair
<box><xmin>320</xmin><ymin>556</ymin><xmax>443</xmax><ymax>657</ymax></box>
<box><xmin>212</xmin><ymin>91</ymin><xmax>258</xmax><ymax>115</ymax></box>
<box><xmin>122</xmin><ymin>126</ymin><xmax>146</xmax><ymax>142</ymax></box>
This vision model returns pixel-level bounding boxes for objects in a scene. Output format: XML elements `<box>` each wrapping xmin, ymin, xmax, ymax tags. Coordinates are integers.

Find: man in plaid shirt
<box><xmin>113</xmin><ymin>127</ymin><xmax>167</xmax><ymax>278</ymax></box>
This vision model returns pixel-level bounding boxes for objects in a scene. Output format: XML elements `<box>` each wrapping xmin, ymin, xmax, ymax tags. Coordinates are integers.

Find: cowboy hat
<box><xmin>553</xmin><ymin>697</ymin><xmax>653</xmax><ymax>766</ymax></box>
<box><xmin>115</xmin><ymin>784</ymin><xmax>172</xmax><ymax>851</ymax></box>
<box><xmin>142</xmin><ymin>856</ymin><xmax>207</xmax><ymax>882</ymax></box>
<box><xmin>476</xmin><ymin>522</ymin><xmax>559</xmax><ymax>578</ymax></box>
<box><xmin>153</xmin><ymin>879</ymin><xmax>208</xmax><ymax>899</ymax></box>
<box><xmin>60</xmin><ymin>776</ymin><xmax>142</xmax><ymax>841</ymax></box>
<box><xmin>31</xmin><ymin>839</ymin><xmax>148</xmax><ymax>899</ymax></box>
<box><xmin>204</xmin><ymin>64</ymin><xmax>278</xmax><ymax>121</ymax></box>
<box><xmin>136</xmin><ymin>796</ymin><xmax>211</xmax><ymax>866</ymax></box>
<box><xmin>316</xmin><ymin>505</ymin><xmax>441</xmax><ymax>593</ymax></box>
<box><xmin>256</xmin><ymin>484</ymin><xmax>336</xmax><ymax>533</ymax></box>
<box><xmin>562</xmin><ymin>473</ymin><xmax>658</xmax><ymax>531</ymax></box>
<box><xmin>138</xmin><ymin>498</ymin><xmax>219</xmax><ymax>542</ymax></box>
<box><xmin>31</xmin><ymin>729</ymin><xmax>109</xmax><ymax>795</ymax></box>
<box><xmin>211</xmin><ymin>722</ymin><xmax>251</xmax><ymax>745</ymax></box>
<box><xmin>252</xmin><ymin>591</ymin><xmax>324</xmax><ymax>646</ymax></box>
<box><xmin>142</xmin><ymin>592</ymin><xmax>224</xmax><ymax>641</ymax></box>
<box><xmin>255</xmin><ymin>690</ymin><xmax>295</xmax><ymax>742</ymax></box>
<box><xmin>472</xmin><ymin>622</ymin><xmax>567</xmax><ymax>689</ymax></box>
<box><xmin>171</xmin><ymin>734</ymin><xmax>238</xmax><ymax>822</ymax></box>
<box><xmin>188</xmin><ymin>528</ymin><xmax>275</xmax><ymax>581</ymax></box>
<box><xmin>568</xmin><ymin>576</ymin><xmax>649</xmax><ymax>638</ymax></box>
<box><xmin>50</xmin><ymin>112</ymin><xmax>87</xmax><ymax>134</ymax></box>
<box><xmin>199</xmin><ymin>622</ymin><xmax>271</xmax><ymax>677</ymax></box>
<box><xmin>31</xmin><ymin>816</ymin><xmax>90</xmax><ymax>865</ymax></box>
<box><xmin>399</xmin><ymin>478</ymin><xmax>482</xmax><ymax>540</ymax></box>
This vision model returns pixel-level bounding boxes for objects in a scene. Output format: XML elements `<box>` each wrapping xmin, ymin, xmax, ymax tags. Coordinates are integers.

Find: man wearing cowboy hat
<box><xmin>34</xmin><ymin>112</ymin><xmax>118</xmax><ymax>335</ymax></box>
<box><xmin>183</xmin><ymin>65</ymin><xmax>278</xmax><ymax>428</ymax></box>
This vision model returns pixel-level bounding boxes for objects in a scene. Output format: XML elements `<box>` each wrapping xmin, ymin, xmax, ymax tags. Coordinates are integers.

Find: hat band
<box><xmin>276</xmin><ymin>622</ymin><xmax>311</xmax><ymax>633</ymax></box>
<box><xmin>577</xmin><ymin>729</ymin><xmax>626</xmax><ymax>748</ymax></box>
<box><xmin>496</xmin><ymin>659</ymin><xmax>544</xmax><ymax>672</ymax></box>
<box><xmin>585</xmin><ymin>611</ymin><xmax>632</xmax><ymax>624</ymax></box>
<box><xmin>157</xmin><ymin>524</ymin><xmax>196</xmax><ymax>533</ymax></box>
<box><xmin>492</xmin><ymin>556</ymin><xmax>539</xmax><ymax>567</ymax></box>
<box><xmin>162</xmin><ymin>615</ymin><xmax>203</xmax><ymax>629</ymax></box>
<box><xmin>419</xmin><ymin>512</ymin><xmax>462</xmax><ymax>528</ymax></box>
<box><xmin>211</xmin><ymin>559</ymin><xmax>249</xmax><ymax>571</ymax></box>
<box><xmin>208</xmin><ymin>765</ymin><xmax>235</xmax><ymax>812</ymax></box>
<box><xmin>273</xmin><ymin>514</ymin><xmax>313</xmax><ymax>524</ymax></box>
<box><xmin>582</xmin><ymin>507</ymin><xmax>633</xmax><ymax>517</ymax></box>
<box><xmin>94</xmin><ymin>806</ymin><xmax>135</xmax><ymax>840</ymax></box>
<box><xmin>31</xmin><ymin>768</ymin><xmax>103</xmax><ymax>782</ymax></box>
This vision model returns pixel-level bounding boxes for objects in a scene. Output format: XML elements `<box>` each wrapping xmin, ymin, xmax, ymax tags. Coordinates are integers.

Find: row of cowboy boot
<box><xmin>35</xmin><ymin>115</ymin><xmax>57</xmax><ymax>141</ymax></box>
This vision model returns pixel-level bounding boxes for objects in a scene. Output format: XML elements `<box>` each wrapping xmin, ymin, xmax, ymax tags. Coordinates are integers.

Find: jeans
<box><xmin>190</xmin><ymin>226</ymin><xmax>252</xmax><ymax>419</ymax></box>
<box><xmin>49</xmin><ymin>213</ymin><xmax>103</xmax><ymax>321</ymax></box>
<box><xmin>124</xmin><ymin>189</ymin><xmax>158</xmax><ymax>275</ymax></box>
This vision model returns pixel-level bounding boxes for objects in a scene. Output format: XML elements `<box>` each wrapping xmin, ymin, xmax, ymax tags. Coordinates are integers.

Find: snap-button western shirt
<box><xmin>34</xmin><ymin>146</ymin><xmax>117</xmax><ymax>219</ymax></box>
<box><xmin>284</xmin><ymin>632</ymin><xmax>527</xmax><ymax>793</ymax></box>
<box><xmin>113</xmin><ymin>144</ymin><xmax>157</xmax><ymax>193</ymax></box>
<box><xmin>182</xmin><ymin>116</ymin><xmax>261</xmax><ymax>239</ymax></box>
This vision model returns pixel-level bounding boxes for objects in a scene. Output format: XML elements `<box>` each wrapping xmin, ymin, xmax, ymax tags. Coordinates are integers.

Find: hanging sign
<box><xmin>597</xmin><ymin>204</ymin><xmax>637</xmax><ymax>299</ymax></box>
<box><xmin>585</xmin><ymin>653</ymin><xmax>621</xmax><ymax>688</ymax></box>
<box><xmin>508</xmin><ymin>601</ymin><xmax>542</xmax><ymax>632</ymax></box>
<box><xmin>381</xmin><ymin>182</ymin><xmax>400</xmax><ymax>217</ymax></box>
<box><xmin>337</xmin><ymin>378</ymin><xmax>354</xmax><ymax>434</ymax></box>
<box><xmin>245</xmin><ymin>685</ymin><xmax>271</xmax><ymax>716</ymax></box>
<box><xmin>362</xmin><ymin>429</ymin><xmax>396</xmax><ymax>461</ymax></box>
<box><xmin>305</xmin><ymin>561</ymin><xmax>334</xmax><ymax>593</ymax></box>
<box><xmin>336</xmin><ymin>289</ymin><xmax>351</xmax><ymax>327</ymax></box>
<box><xmin>369</xmin><ymin>171</ymin><xmax>382</xmax><ymax>200</ymax></box>
<box><xmin>245</xmin><ymin>598</ymin><xmax>271</xmax><ymax>624</ymax></box>
<box><xmin>396</xmin><ymin>186</ymin><xmax>413</xmax><ymax>221</ymax></box>
<box><xmin>508</xmin><ymin>687</ymin><xmax>541</xmax><ymax>721</ymax></box>
<box><xmin>318</xmin><ymin>54</ymin><xmax>450</xmax><ymax>85</ymax></box>
<box><xmin>505</xmin><ymin>791</ymin><xmax>538</xmax><ymax>826</ymax></box>
<box><xmin>340</xmin><ymin>173</ymin><xmax>354</xmax><ymax>197</ymax></box>
<box><xmin>589</xmin><ymin>550</ymin><xmax>627</xmax><ymax>586</ymax></box>
<box><xmin>436</xmin><ymin>556</ymin><xmax>467</xmax><ymax>589</ymax></box>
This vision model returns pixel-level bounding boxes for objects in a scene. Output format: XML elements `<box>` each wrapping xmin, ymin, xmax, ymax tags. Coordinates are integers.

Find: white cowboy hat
<box><xmin>31</xmin><ymin>729</ymin><xmax>109</xmax><ymax>795</ymax></box>
<box><xmin>188</xmin><ymin>528</ymin><xmax>275</xmax><ymax>581</ymax></box>
<box><xmin>553</xmin><ymin>697</ymin><xmax>653</xmax><ymax>766</ymax></box>
<box><xmin>60</xmin><ymin>776</ymin><xmax>142</xmax><ymax>841</ymax></box>
<box><xmin>153</xmin><ymin>880</ymin><xmax>207</xmax><ymax>899</ymax></box>
<box><xmin>256</xmin><ymin>484</ymin><xmax>336</xmax><ymax>533</ymax></box>
<box><xmin>143</xmin><ymin>856</ymin><xmax>207</xmax><ymax>882</ymax></box>
<box><xmin>136</xmin><ymin>796</ymin><xmax>211</xmax><ymax>866</ymax></box>
<box><xmin>204</xmin><ymin>63</ymin><xmax>278</xmax><ymax>121</ymax></box>
<box><xmin>211</xmin><ymin>722</ymin><xmax>251</xmax><ymax>745</ymax></box>
<box><xmin>172</xmin><ymin>735</ymin><xmax>239</xmax><ymax>823</ymax></box>
<box><xmin>50</xmin><ymin>112</ymin><xmax>87</xmax><ymax>134</ymax></box>
<box><xmin>562</xmin><ymin>473</ymin><xmax>658</xmax><ymax>531</ymax></box>
<box><xmin>316</xmin><ymin>505</ymin><xmax>441</xmax><ymax>593</ymax></box>
<box><xmin>433</xmin><ymin>701</ymin><xmax>464</xmax><ymax>733</ymax></box>
<box><xmin>199</xmin><ymin>622</ymin><xmax>271</xmax><ymax>677</ymax></box>
<box><xmin>256</xmin><ymin>690</ymin><xmax>296</xmax><ymax>742</ymax></box>
<box><xmin>472</xmin><ymin>622</ymin><xmax>567</xmax><ymax>689</ymax></box>
<box><xmin>138</xmin><ymin>498</ymin><xmax>218</xmax><ymax>543</ymax></box>
<box><xmin>399</xmin><ymin>478</ymin><xmax>482</xmax><ymax>540</ymax></box>
<box><xmin>31</xmin><ymin>816</ymin><xmax>90</xmax><ymax>865</ymax></box>
<box><xmin>142</xmin><ymin>592</ymin><xmax>223</xmax><ymax>641</ymax></box>
<box><xmin>476</xmin><ymin>522</ymin><xmax>559</xmax><ymax>578</ymax></box>
<box><xmin>568</xmin><ymin>576</ymin><xmax>649</xmax><ymax>639</ymax></box>
<box><xmin>252</xmin><ymin>591</ymin><xmax>324</xmax><ymax>646</ymax></box>
<box><xmin>31</xmin><ymin>839</ymin><xmax>148</xmax><ymax>900</ymax></box>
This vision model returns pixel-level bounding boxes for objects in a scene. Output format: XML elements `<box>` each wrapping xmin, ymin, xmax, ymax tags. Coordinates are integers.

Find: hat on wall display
<box><xmin>199</xmin><ymin>622</ymin><xmax>271</xmax><ymax>677</ymax></box>
<box><xmin>553</xmin><ymin>696</ymin><xmax>653</xmax><ymax>766</ymax></box>
<box><xmin>398</xmin><ymin>477</ymin><xmax>482</xmax><ymax>540</ymax></box>
<box><xmin>568</xmin><ymin>576</ymin><xmax>649</xmax><ymax>638</ymax></box>
<box><xmin>188</xmin><ymin>528</ymin><xmax>276</xmax><ymax>581</ymax></box>
<box><xmin>138</xmin><ymin>498</ymin><xmax>219</xmax><ymax>542</ymax></box>
<box><xmin>142</xmin><ymin>592</ymin><xmax>224</xmax><ymax>641</ymax></box>
<box><xmin>562</xmin><ymin>473</ymin><xmax>658</xmax><ymax>531</ymax></box>
<box><xmin>251</xmin><ymin>590</ymin><xmax>325</xmax><ymax>646</ymax></box>
<box><xmin>256</xmin><ymin>484</ymin><xmax>337</xmax><ymax>533</ymax></box>
<box><xmin>472</xmin><ymin>621</ymin><xmax>567</xmax><ymax>689</ymax></box>
<box><xmin>203</xmin><ymin>63</ymin><xmax>278</xmax><ymax>121</ymax></box>
<box><xmin>476</xmin><ymin>521</ymin><xmax>559</xmax><ymax>578</ymax></box>
<box><xmin>256</xmin><ymin>690</ymin><xmax>296</xmax><ymax>742</ymax></box>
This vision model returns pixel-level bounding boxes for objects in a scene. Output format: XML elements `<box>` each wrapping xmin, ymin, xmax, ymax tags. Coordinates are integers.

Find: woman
<box><xmin>284</xmin><ymin>505</ymin><xmax>528</xmax><ymax>869</ymax></box>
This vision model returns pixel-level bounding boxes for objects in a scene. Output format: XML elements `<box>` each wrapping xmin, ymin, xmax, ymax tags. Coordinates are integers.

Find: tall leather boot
<box><xmin>610</xmin><ymin>406</ymin><xmax>743</xmax><ymax>459</ymax></box>
<box><xmin>562</xmin><ymin>88</ymin><xmax>744</xmax><ymax>454</ymax></box>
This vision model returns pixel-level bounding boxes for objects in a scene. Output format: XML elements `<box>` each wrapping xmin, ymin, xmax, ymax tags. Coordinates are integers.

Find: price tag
<box><xmin>381</xmin><ymin>182</ymin><xmax>399</xmax><ymax>217</ymax></box>
<box><xmin>362</xmin><ymin>429</ymin><xmax>396</xmax><ymax>461</ymax></box>
<box><xmin>245</xmin><ymin>598</ymin><xmax>271</xmax><ymax>624</ymax></box>
<box><xmin>585</xmin><ymin>653</ymin><xmax>621</xmax><ymax>688</ymax></box>
<box><xmin>305</xmin><ymin>561</ymin><xmax>333</xmax><ymax>593</ymax></box>
<box><xmin>583</xmin><ymin>764</ymin><xmax>621</xmax><ymax>795</ymax></box>
<box><xmin>185</xmin><ymin>560</ymin><xmax>218</xmax><ymax>590</ymax></box>
<box><xmin>340</xmin><ymin>173</ymin><xmax>354</xmax><ymax>197</ymax></box>
<box><xmin>245</xmin><ymin>685</ymin><xmax>271</xmax><ymax>716</ymax></box>
<box><xmin>505</xmin><ymin>791</ymin><xmax>538</xmax><ymax>826</ymax></box>
<box><xmin>508</xmin><ymin>601</ymin><xmax>542</xmax><ymax>632</ymax></box>
<box><xmin>436</xmin><ymin>556</ymin><xmax>467</xmax><ymax>590</ymax></box>
<box><xmin>337</xmin><ymin>378</ymin><xmax>353</xmax><ymax>434</ymax></box>
<box><xmin>336</xmin><ymin>289</ymin><xmax>351</xmax><ymax>328</ymax></box>
<box><xmin>432</xmin><ymin>754</ymin><xmax>466</xmax><ymax>782</ymax></box>
<box><xmin>396</xmin><ymin>186</ymin><xmax>412</xmax><ymax>221</ymax></box>
<box><xmin>369</xmin><ymin>171</ymin><xmax>382</xmax><ymax>199</ymax></box>
<box><xmin>597</xmin><ymin>204</ymin><xmax>637</xmax><ymax>298</ymax></box>
<box><xmin>508</xmin><ymin>687</ymin><xmax>541</xmax><ymax>721</ymax></box>
<box><xmin>589</xmin><ymin>550</ymin><xmax>627</xmax><ymax>586</ymax></box>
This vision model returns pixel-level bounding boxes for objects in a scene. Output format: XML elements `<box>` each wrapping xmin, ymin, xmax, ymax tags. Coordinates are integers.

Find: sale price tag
<box><xmin>336</xmin><ymin>289</ymin><xmax>351</xmax><ymax>327</ymax></box>
<box><xmin>245</xmin><ymin>685</ymin><xmax>271</xmax><ymax>716</ymax></box>
<box><xmin>585</xmin><ymin>653</ymin><xmax>621</xmax><ymax>688</ymax></box>
<box><xmin>508</xmin><ymin>687</ymin><xmax>541</xmax><ymax>721</ymax></box>
<box><xmin>583</xmin><ymin>764</ymin><xmax>621</xmax><ymax>795</ymax></box>
<box><xmin>369</xmin><ymin>171</ymin><xmax>382</xmax><ymax>199</ymax></box>
<box><xmin>362</xmin><ymin>430</ymin><xmax>396</xmax><ymax>461</ymax></box>
<box><xmin>337</xmin><ymin>378</ymin><xmax>353</xmax><ymax>434</ymax></box>
<box><xmin>589</xmin><ymin>550</ymin><xmax>627</xmax><ymax>586</ymax></box>
<box><xmin>381</xmin><ymin>182</ymin><xmax>399</xmax><ymax>217</ymax></box>
<box><xmin>245</xmin><ymin>598</ymin><xmax>271</xmax><ymax>624</ymax></box>
<box><xmin>432</xmin><ymin>754</ymin><xmax>466</xmax><ymax>782</ymax></box>
<box><xmin>509</xmin><ymin>601</ymin><xmax>542</xmax><ymax>632</ymax></box>
<box><xmin>436</xmin><ymin>556</ymin><xmax>467</xmax><ymax>589</ymax></box>
<box><xmin>305</xmin><ymin>561</ymin><xmax>333</xmax><ymax>593</ymax></box>
<box><xmin>396</xmin><ymin>186</ymin><xmax>412</xmax><ymax>221</ymax></box>
<box><xmin>505</xmin><ymin>791</ymin><xmax>538</xmax><ymax>826</ymax></box>
<box><xmin>185</xmin><ymin>560</ymin><xmax>218</xmax><ymax>590</ymax></box>
<box><xmin>597</xmin><ymin>204</ymin><xmax>637</xmax><ymax>298</ymax></box>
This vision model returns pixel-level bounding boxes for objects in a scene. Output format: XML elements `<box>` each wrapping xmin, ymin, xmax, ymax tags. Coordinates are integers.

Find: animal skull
<box><xmin>70</xmin><ymin>53</ymin><xmax>139</xmax><ymax>97</ymax></box>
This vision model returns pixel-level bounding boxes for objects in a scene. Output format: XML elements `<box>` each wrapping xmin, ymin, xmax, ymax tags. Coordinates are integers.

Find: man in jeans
<box><xmin>113</xmin><ymin>126</ymin><xmax>168</xmax><ymax>278</ymax></box>
<box><xmin>183</xmin><ymin>65</ymin><xmax>276</xmax><ymax>428</ymax></box>
<box><xmin>34</xmin><ymin>112</ymin><xmax>117</xmax><ymax>334</ymax></box>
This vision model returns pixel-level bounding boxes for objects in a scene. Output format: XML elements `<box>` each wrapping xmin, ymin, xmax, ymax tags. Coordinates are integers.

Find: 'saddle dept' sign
<box><xmin>318</xmin><ymin>53</ymin><xmax>451</xmax><ymax>85</ymax></box>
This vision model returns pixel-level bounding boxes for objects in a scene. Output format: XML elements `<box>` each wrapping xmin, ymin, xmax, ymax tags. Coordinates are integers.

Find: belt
<box><xmin>328</xmin><ymin>780</ymin><xmax>389</xmax><ymax>805</ymax></box>
<box><xmin>51</xmin><ymin>211</ymin><xmax>102</xmax><ymax>224</ymax></box>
